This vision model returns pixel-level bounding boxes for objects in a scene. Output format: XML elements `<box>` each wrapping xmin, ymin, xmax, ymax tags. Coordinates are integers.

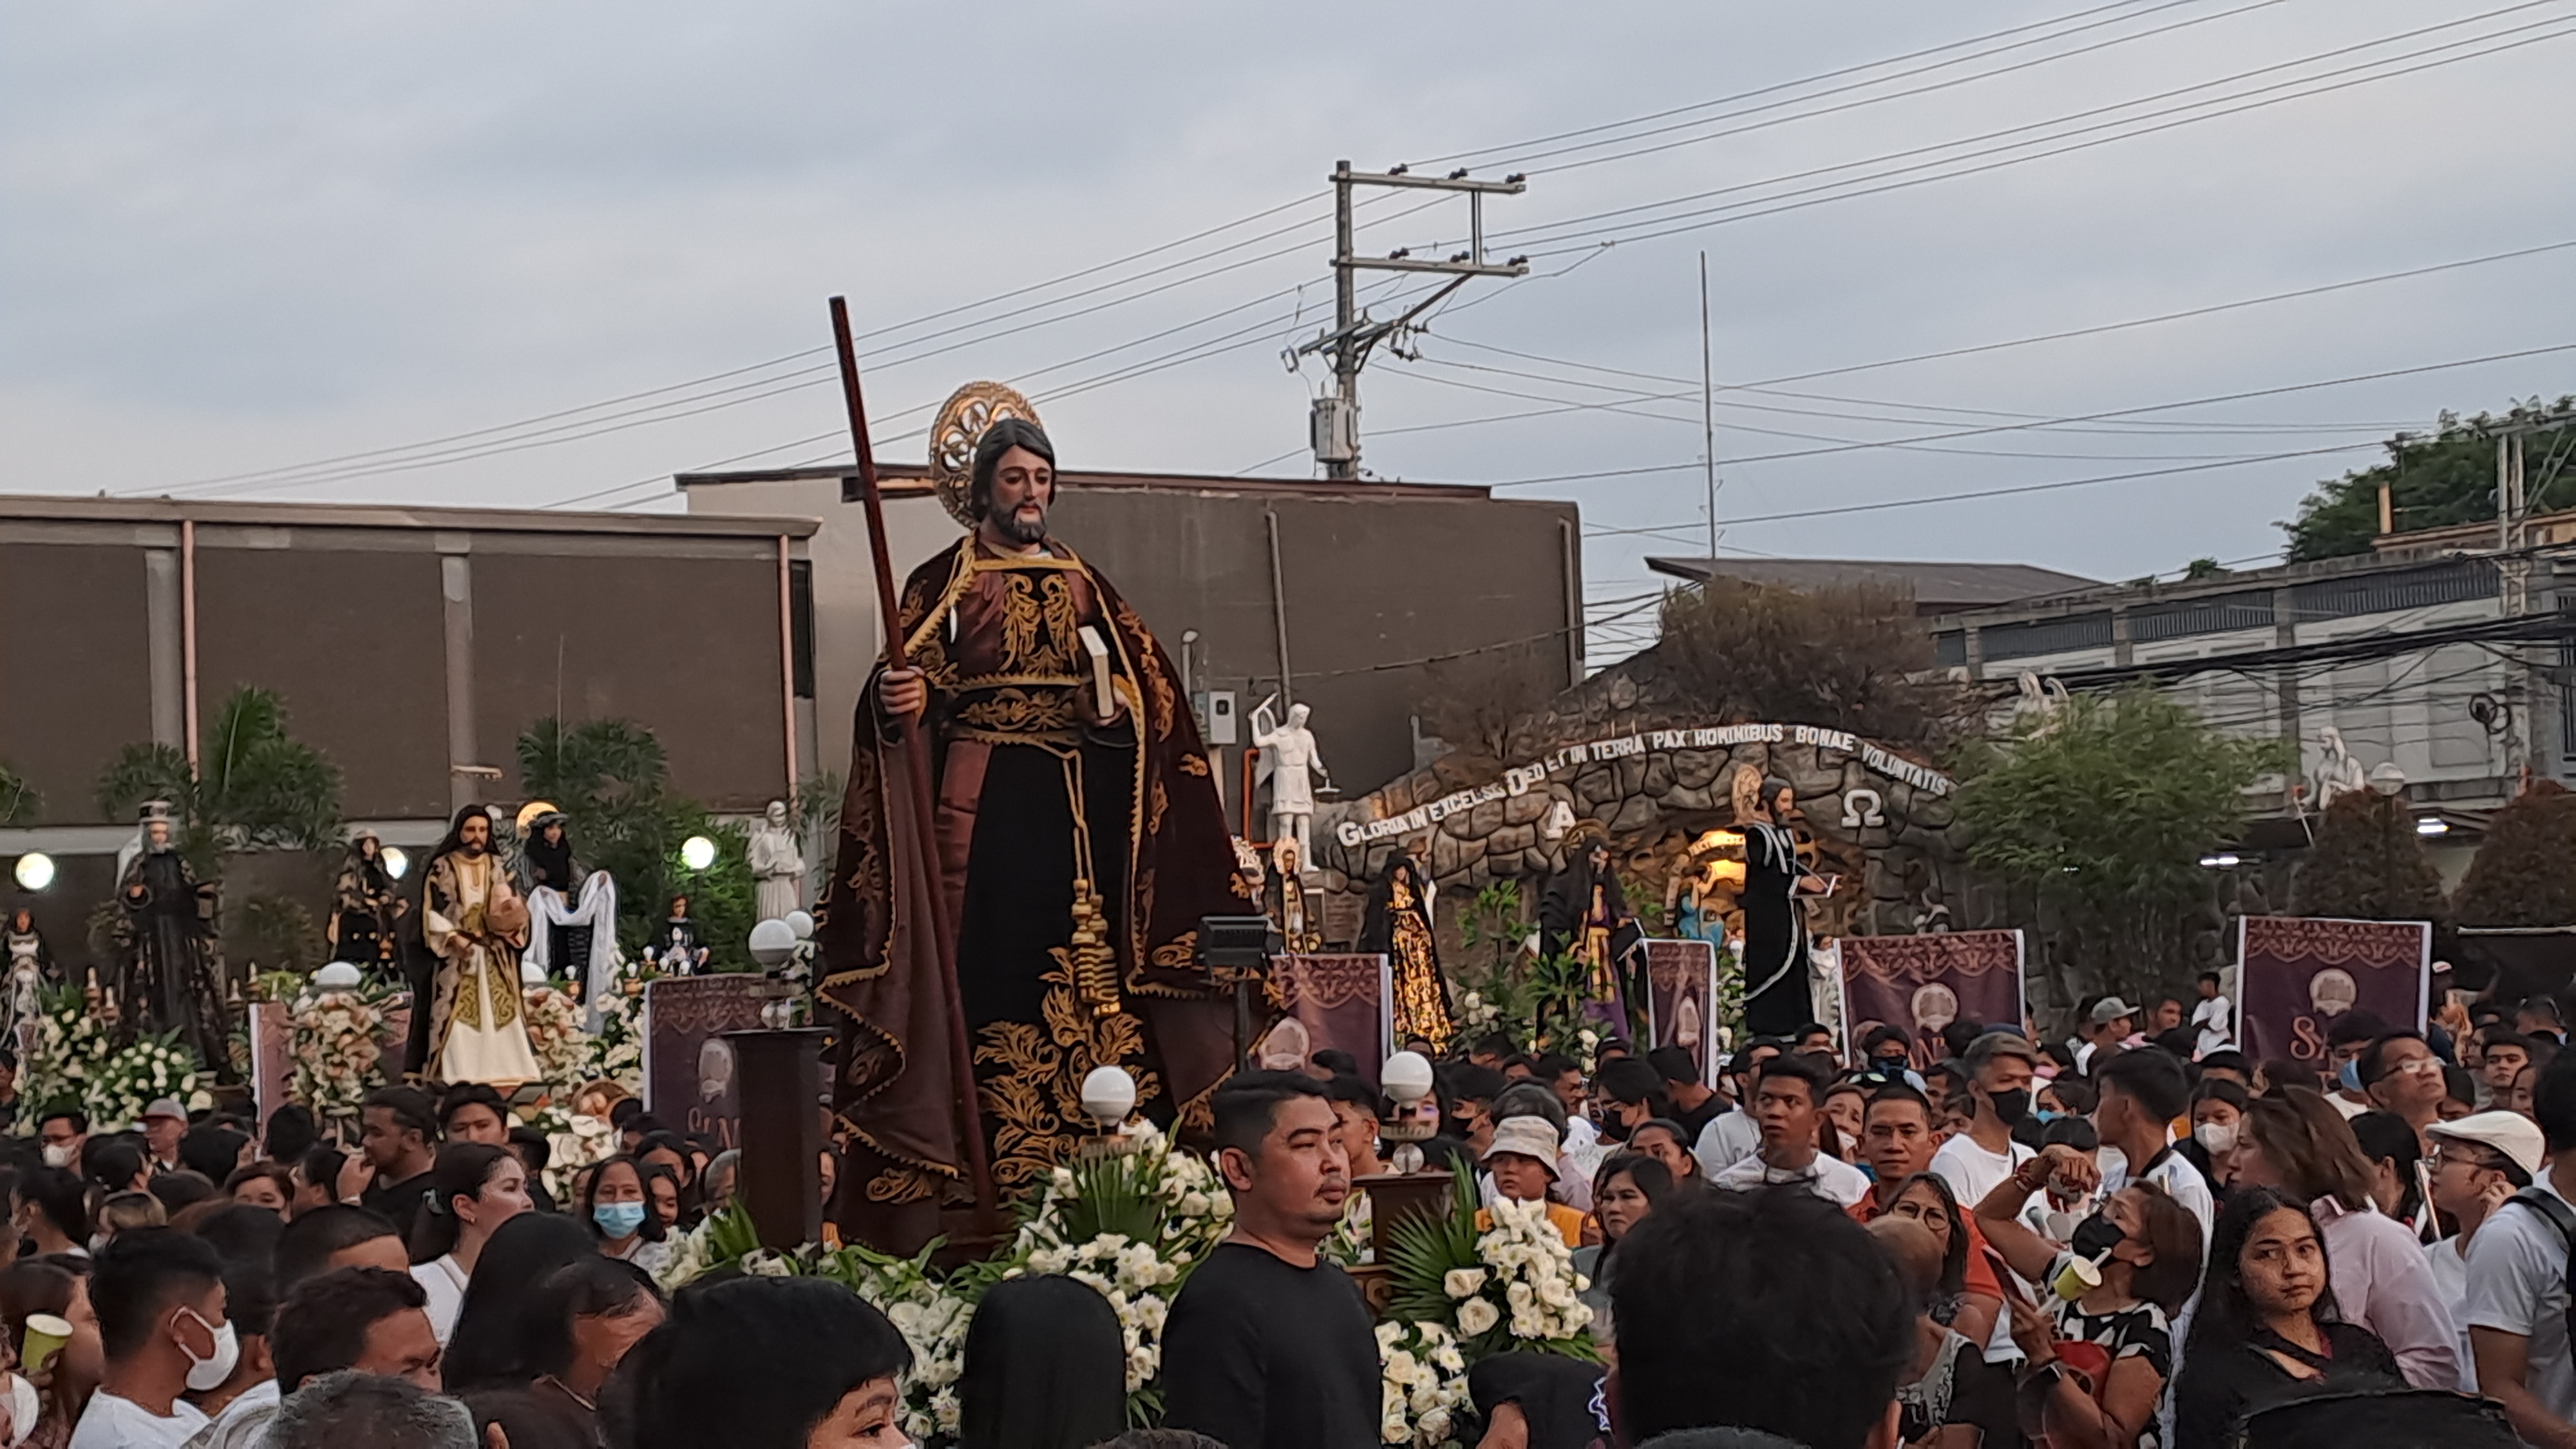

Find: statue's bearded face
<box><xmin>459</xmin><ymin>816</ymin><xmax>490</xmax><ymax>856</ymax></box>
<box><xmin>146</xmin><ymin>820</ymin><xmax>171</xmax><ymax>851</ymax></box>
<box><xmin>981</xmin><ymin>446</ymin><xmax>1054</xmax><ymax>545</ymax></box>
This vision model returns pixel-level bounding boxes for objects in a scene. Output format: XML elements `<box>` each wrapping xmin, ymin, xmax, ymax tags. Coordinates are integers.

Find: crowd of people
<box><xmin>1198</xmin><ymin>986</ymin><xmax>2561</xmax><ymax>1448</ymax></box>
<box><xmin>0</xmin><ymin>982</ymin><xmax>2568</xmax><ymax>1448</ymax></box>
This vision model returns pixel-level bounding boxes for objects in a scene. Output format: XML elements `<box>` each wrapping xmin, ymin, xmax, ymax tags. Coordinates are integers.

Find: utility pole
<box><xmin>1298</xmin><ymin>160</ymin><xmax>1528</xmax><ymax>478</ymax></box>
<box><xmin>2501</xmin><ymin>428</ymin><xmax>2532</xmax><ymax>775</ymax></box>
<box><xmin>1700</xmin><ymin>251</ymin><xmax>1718</xmax><ymax>564</ymax></box>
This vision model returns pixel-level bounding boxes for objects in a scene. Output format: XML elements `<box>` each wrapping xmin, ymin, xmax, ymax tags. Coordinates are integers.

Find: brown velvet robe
<box><xmin>814</xmin><ymin>535</ymin><xmax>1255</xmax><ymax>1253</ymax></box>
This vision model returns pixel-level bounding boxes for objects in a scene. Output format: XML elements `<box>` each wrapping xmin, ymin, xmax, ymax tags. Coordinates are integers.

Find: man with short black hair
<box><xmin>1929</xmin><ymin>1031</ymin><xmax>2040</xmax><ymax>1217</ymax></box>
<box><xmin>263</xmin><ymin>1371</ymin><xmax>469</xmax><ymax>1449</ymax></box>
<box><xmin>2191</xmin><ymin>970</ymin><xmax>2233</xmax><ymax>1055</ymax></box>
<box><xmin>2519</xmin><ymin>996</ymin><xmax>2566</xmax><ymax>1046</ymax></box>
<box><xmin>272</xmin><ymin>1205</ymin><xmax>407</xmax><ymax>1294</ymax></box>
<box><xmin>17</xmin><ymin>1164</ymin><xmax>91</xmax><ymax>1257</ymax></box>
<box><xmin>39</xmin><ymin>1108</ymin><xmax>88</xmax><ymax>1173</ymax></box>
<box><xmin>1859</xmin><ymin>1025</ymin><xmax>1912</xmax><ymax>1077</ymax></box>
<box><xmin>435</xmin><ymin>1084</ymin><xmax>508</xmax><ymax>1146</ymax></box>
<box><xmin>269</xmin><ymin>1267</ymin><xmax>440</xmax><ymax>1395</ymax></box>
<box><xmin>2484</xmin><ymin>1032</ymin><xmax>2539</xmax><ymax>1109</ymax></box>
<box><xmin>2363</xmin><ymin>1028</ymin><xmax>2448</xmax><ymax>1148</ymax></box>
<box><xmin>353</xmin><ymin>1088</ymin><xmax>438</xmax><ymax>1240</ymax></box>
<box><xmin>76</xmin><ymin>1228</ymin><xmax>229</xmax><ymax>1448</ymax></box>
<box><xmin>2325</xmin><ymin>1011</ymin><xmax>2392</xmax><ymax>1117</ymax></box>
<box><xmin>1444</xmin><ymin>1063</ymin><xmax>1506</xmax><ymax>1155</ymax></box>
<box><xmin>1710</xmin><ymin>1055</ymin><xmax>1867</xmax><ymax>1206</ymax></box>
<box><xmin>1690</xmin><ymin>1040</ymin><xmax>1780</xmax><ymax>1177</ymax></box>
<box><xmin>2091</xmin><ymin>1046</ymin><xmax>2211</xmax><ymax>1244</ymax></box>
<box><xmin>1163</xmin><ymin>1072</ymin><xmax>1376</xmax><ymax>1449</ymax></box>
<box><xmin>1645</xmin><ymin>1045</ymin><xmax>1722</xmax><ymax>1141</ymax></box>
<box><xmin>1613</xmin><ymin>1186</ymin><xmax>1911</xmax><ymax>1447</ymax></box>
<box><xmin>184</xmin><ymin>1254</ymin><xmax>281</xmax><ymax>1449</ymax></box>
<box><xmin>1467</xmin><ymin>1032</ymin><xmax>1515</xmax><ymax>1070</ymax></box>
<box><xmin>1791</xmin><ymin>1022</ymin><xmax>1837</xmax><ymax>1065</ymax></box>
<box><xmin>2198</xmin><ymin>1048</ymin><xmax>2252</xmax><ymax>1089</ymax></box>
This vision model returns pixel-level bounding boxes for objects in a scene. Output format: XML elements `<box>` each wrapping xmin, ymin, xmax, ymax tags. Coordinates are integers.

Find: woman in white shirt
<box><xmin>408</xmin><ymin>1143</ymin><xmax>534</xmax><ymax>1344</ymax></box>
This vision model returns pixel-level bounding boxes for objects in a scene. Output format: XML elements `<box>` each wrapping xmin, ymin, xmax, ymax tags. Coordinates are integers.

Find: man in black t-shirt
<box><xmin>351</xmin><ymin>1086</ymin><xmax>439</xmax><ymax>1242</ymax></box>
<box><xmin>1164</xmin><ymin>1070</ymin><xmax>1378</xmax><ymax>1449</ymax></box>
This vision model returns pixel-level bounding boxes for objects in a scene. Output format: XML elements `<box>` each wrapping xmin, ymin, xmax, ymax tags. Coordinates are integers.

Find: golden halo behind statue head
<box><xmin>929</xmin><ymin>381</ymin><xmax>1045</xmax><ymax>527</ymax></box>
<box><xmin>514</xmin><ymin>800</ymin><xmax>561</xmax><ymax>835</ymax></box>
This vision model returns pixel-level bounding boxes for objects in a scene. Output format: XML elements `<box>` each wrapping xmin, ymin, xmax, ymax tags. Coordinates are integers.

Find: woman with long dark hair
<box><xmin>1572</xmin><ymin>1152</ymin><xmax>1674</xmax><ymax>1342</ymax></box>
<box><xmin>2229</xmin><ymin>1088</ymin><xmax>2460</xmax><ymax>1388</ymax></box>
<box><xmin>2174</xmin><ymin>1185</ymin><xmax>2405</xmax><ymax>1448</ymax></box>
<box><xmin>957</xmin><ymin>1275</ymin><xmax>1126</xmax><ymax>1449</ymax></box>
<box><xmin>443</xmin><ymin>1213</ymin><xmax>600</xmax><ymax>1392</ymax></box>
<box><xmin>408</xmin><ymin>1143</ymin><xmax>533</xmax><ymax>1345</ymax></box>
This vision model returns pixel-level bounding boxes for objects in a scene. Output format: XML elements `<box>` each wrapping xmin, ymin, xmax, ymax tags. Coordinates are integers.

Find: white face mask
<box><xmin>175</xmin><ymin>1309</ymin><xmax>239</xmax><ymax>1392</ymax></box>
<box><xmin>39</xmin><ymin>1144</ymin><xmax>70</xmax><ymax>1170</ymax></box>
<box><xmin>2195</xmin><ymin>1121</ymin><xmax>2239</xmax><ymax>1156</ymax></box>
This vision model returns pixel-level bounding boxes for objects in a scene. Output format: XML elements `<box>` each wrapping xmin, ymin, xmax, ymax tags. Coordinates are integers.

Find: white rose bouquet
<box><xmin>22</xmin><ymin>988</ymin><xmax>212</xmax><ymax>1128</ymax></box>
<box><xmin>518</xmin><ymin>983</ymin><xmax>585</xmax><ymax>1088</ymax></box>
<box><xmin>1377</xmin><ymin>1320</ymin><xmax>1471</xmax><ymax>1446</ymax></box>
<box><xmin>1383</xmin><ymin>1163</ymin><xmax>1598</xmax><ymax>1360</ymax></box>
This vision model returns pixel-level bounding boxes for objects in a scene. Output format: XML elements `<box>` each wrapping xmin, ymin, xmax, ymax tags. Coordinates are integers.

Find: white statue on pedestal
<box><xmin>1251</xmin><ymin>698</ymin><xmax>1328</xmax><ymax>864</ymax></box>
<box><xmin>747</xmin><ymin>800</ymin><xmax>806</xmax><ymax>922</ymax></box>
<box><xmin>2313</xmin><ymin>726</ymin><xmax>2369</xmax><ymax>809</ymax></box>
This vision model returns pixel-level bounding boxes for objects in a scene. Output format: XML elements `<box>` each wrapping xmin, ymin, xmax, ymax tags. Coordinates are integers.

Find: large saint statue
<box><xmin>1539</xmin><ymin>826</ymin><xmax>1642</xmax><ymax>1027</ymax></box>
<box><xmin>111</xmin><ymin>802</ymin><xmax>231</xmax><ymax>1074</ymax></box>
<box><xmin>815</xmin><ymin>397</ymin><xmax>1251</xmax><ymax>1253</ymax></box>
<box><xmin>6</xmin><ymin>907</ymin><xmax>55</xmax><ymax>1061</ymax></box>
<box><xmin>747</xmin><ymin>799</ymin><xmax>806</xmax><ymax>921</ymax></box>
<box><xmin>1360</xmin><ymin>848</ymin><xmax>1455</xmax><ymax>1050</ymax></box>
<box><xmin>1739</xmin><ymin>775</ymin><xmax>1830</xmax><ymax>1040</ymax></box>
<box><xmin>327</xmin><ymin>833</ymin><xmax>406</xmax><ymax>978</ymax></box>
<box><xmin>1249</xmin><ymin>699</ymin><xmax>1327</xmax><ymax>864</ymax></box>
<box><xmin>421</xmin><ymin>804</ymin><xmax>542</xmax><ymax>1086</ymax></box>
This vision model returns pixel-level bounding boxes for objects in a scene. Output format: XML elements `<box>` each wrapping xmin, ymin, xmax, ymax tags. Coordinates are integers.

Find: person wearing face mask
<box><xmin>1929</xmin><ymin>1032</ymin><xmax>2042</xmax><ymax>1220</ymax></box>
<box><xmin>578</xmin><ymin>1158</ymin><xmax>667</xmax><ymax>1276</ymax></box>
<box><xmin>70</xmin><ymin>1229</ymin><xmax>233</xmax><ymax>1449</ymax></box>
<box><xmin>2178</xmin><ymin>1078</ymin><xmax>2251</xmax><ymax>1200</ymax></box>
<box><xmin>1859</xmin><ymin>1025</ymin><xmax>1915</xmax><ymax>1080</ymax></box>
<box><xmin>39</xmin><ymin>1112</ymin><xmax>88</xmax><ymax>1176</ymax></box>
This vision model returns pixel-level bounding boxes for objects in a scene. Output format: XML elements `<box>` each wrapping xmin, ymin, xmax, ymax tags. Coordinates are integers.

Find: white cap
<box><xmin>2428</xmin><ymin>1110</ymin><xmax>2546</xmax><ymax>1179</ymax></box>
<box><xmin>1481</xmin><ymin>1115</ymin><xmax>1562</xmax><ymax>1176</ymax></box>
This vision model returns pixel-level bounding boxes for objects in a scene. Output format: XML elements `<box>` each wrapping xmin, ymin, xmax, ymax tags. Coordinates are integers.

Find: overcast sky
<box><xmin>6</xmin><ymin>1</ymin><xmax>2573</xmax><ymax>659</ymax></box>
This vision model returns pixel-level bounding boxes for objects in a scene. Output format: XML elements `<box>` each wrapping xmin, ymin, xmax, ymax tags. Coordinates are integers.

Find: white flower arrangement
<box><xmin>1475</xmin><ymin>1196</ymin><xmax>1595</xmax><ymax>1345</ymax></box>
<box><xmin>518</xmin><ymin>983</ymin><xmax>586</xmax><ymax>1088</ymax></box>
<box><xmin>579</xmin><ymin>976</ymin><xmax>644</xmax><ymax>1092</ymax></box>
<box><xmin>289</xmin><ymin>985</ymin><xmax>387</xmax><ymax>1126</ymax></box>
<box><xmin>20</xmin><ymin>989</ymin><xmax>213</xmax><ymax>1129</ymax></box>
<box><xmin>1376</xmin><ymin>1320</ymin><xmax>1471</xmax><ymax>1447</ymax></box>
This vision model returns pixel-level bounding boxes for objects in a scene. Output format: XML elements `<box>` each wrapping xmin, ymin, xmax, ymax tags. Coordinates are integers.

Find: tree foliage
<box><xmin>2278</xmin><ymin>397</ymin><xmax>2576</xmax><ymax>562</ymax></box>
<box><xmin>1417</xmin><ymin>643</ymin><xmax>1563</xmax><ymax>766</ymax></box>
<box><xmin>1649</xmin><ymin>578</ymin><xmax>1963</xmax><ymax>748</ymax></box>
<box><xmin>516</xmin><ymin>717</ymin><xmax>758</xmax><ymax>969</ymax></box>
<box><xmin>2452</xmin><ymin>779</ymin><xmax>2576</xmax><ymax>928</ymax></box>
<box><xmin>96</xmin><ymin>687</ymin><xmax>343</xmax><ymax>876</ymax></box>
<box><xmin>1953</xmin><ymin>688</ymin><xmax>2289</xmax><ymax>1009</ymax></box>
<box><xmin>2289</xmin><ymin>790</ymin><xmax>2446</xmax><ymax>923</ymax></box>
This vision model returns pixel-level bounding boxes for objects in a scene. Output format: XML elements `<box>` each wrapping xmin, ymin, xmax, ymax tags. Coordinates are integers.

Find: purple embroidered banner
<box><xmin>1644</xmin><ymin>939</ymin><xmax>1718</xmax><ymax>1082</ymax></box>
<box><xmin>1839</xmin><ymin>931</ymin><xmax>2025</xmax><ymax>1069</ymax></box>
<box><xmin>1256</xmin><ymin>953</ymin><xmax>1390</xmax><ymax>1086</ymax></box>
<box><xmin>2237</xmin><ymin>915</ymin><xmax>2430</xmax><ymax>1065</ymax></box>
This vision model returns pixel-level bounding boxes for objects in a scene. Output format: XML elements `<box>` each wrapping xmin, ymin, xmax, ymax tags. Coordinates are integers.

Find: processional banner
<box><xmin>2236</xmin><ymin>915</ymin><xmax>2430</xmax><ymax>1065</ymax></box>
<box><xmin>1643</xmin><ymin>940</ymin><xmax>1718</xmax><ymax>1082</ymax></box>
<box><xmin>1255</xmin><ymin>953</ymin><xmax>1390</xmax><ymax>1085</ymax></box>
<box><xmin>1839</xmin><ymin>931</ymin><xmax>2025</xmax><ymax>1070</ymax></box>
<box><xmin>643</xmin><ymin>976</ymin><xmax>770</xmax><ymax>1151</ymax></box>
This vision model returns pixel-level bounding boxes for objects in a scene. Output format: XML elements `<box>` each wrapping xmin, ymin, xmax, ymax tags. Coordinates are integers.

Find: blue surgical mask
<box><xmin>593</xmin><ymin>1202</ymin><xmax>649</xmax><ymax>1238</ymax></box>
<box><xmin>2032</xmin><ymin>1108</ymin><xmax>2063</xmax><ymax>1123</ymax></box>
<box><xmin>2338</xmin><ymin>1058</ymin><xmax>2363</xmax><ymax>1092</ymax></box>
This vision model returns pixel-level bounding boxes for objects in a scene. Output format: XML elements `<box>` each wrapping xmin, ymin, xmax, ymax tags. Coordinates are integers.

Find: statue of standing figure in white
<box><xmin>2312</xmin><ymin>726</ymin><xmax>2370</xmax><ymax>809</ymax></box>
<box><xmin>747</xmin><ymin>799</ymin><xmax>806</xmax><ymax>922</ymax></box>
<box><xmin>1251</xmin><ymin>698</ymin><xmax>1329</xmax><ymax>866</ymax></box>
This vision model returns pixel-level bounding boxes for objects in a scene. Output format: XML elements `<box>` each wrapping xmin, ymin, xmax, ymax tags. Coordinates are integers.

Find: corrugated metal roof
<box><xmin>1644</xmin><ymin>555</ymin><xmax>2096</xmax><ymax>608</ymax></box>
